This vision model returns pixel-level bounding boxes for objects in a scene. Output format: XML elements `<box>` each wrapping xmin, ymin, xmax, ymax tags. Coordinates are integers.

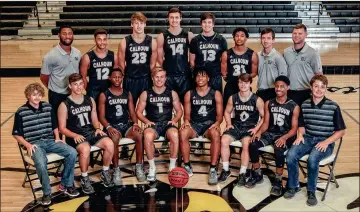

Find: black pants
<box><xmin>256</xmin><ymin>88</ymin><xmax>276</xmax><ymax>103</ymax></box>
<box><xmin>288</xmin><ymin>89</ymin><xmax>311</xmax><ymax>106</ymax></box>
<box><xmin>48</xmin><ymin>90</ymin><xmax>68</xmax><ymax>115</ymax></box>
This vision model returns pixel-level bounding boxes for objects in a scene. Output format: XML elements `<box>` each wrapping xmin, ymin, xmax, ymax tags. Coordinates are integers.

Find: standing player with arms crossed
<box><xmin>179</xmin><ymin>69</ymin><xmax>223</xmax><ymax>185</ymax></box>
<box><xmin>98</xmin><ymin>68</ymin><xmax>145</xmax><ymax>184</ymax></box>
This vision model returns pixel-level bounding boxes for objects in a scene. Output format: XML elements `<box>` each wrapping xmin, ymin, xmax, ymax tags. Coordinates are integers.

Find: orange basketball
<box><xmin>168</xmin><ymin>167</ymin><xmax>189</xmax><ymax>188</ymax></box>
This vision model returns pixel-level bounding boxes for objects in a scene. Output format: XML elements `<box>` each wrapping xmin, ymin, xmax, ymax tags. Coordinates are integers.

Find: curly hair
<box><xmin>24</xmin><ymin>83</ymin><xmax>45</xmax><ymax>98</ymax></box>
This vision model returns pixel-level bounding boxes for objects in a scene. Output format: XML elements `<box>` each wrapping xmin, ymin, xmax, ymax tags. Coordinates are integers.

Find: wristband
<box><xmin>105</xmin><ymin>125</ymin><xmax>112</xmax><ymax>130</ymax></box>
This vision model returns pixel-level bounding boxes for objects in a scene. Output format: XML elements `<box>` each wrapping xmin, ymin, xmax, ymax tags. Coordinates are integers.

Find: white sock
<box><xmin>240</xmin><ymin>165</ymin><xmax>247</xmax><ymax>174</ymax></box>
<box><xmin>103</xmin><ymin>166</ymin><xmax>109</xmax><ymax>171</ymax></box>
<box><xmin>169</xmin><ymin>158</ymin><xmax>177</xmax><ymax>169</ymax></box>
<box><xmin>148</xmin><ymin>159</ymin><xmax>156</xmax><ymax>170</ymax></box>
<box><xmin>81</xmin><ymin>172</ymin><xmax>88</xmax><ymax>177</ymax></box>
<box><xmin>222</xmin><ymin>161</ymin><xmax>229</xmax><ymax>171</ymax></box>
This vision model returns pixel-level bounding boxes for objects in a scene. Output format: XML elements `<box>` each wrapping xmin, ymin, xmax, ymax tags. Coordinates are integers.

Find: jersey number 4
<box><xmin>198</xmin><ymin>105</ymin><xmax>208</xmax><ymax>116</ymax></box>
<box><xmin>132</xmin><ymin>52</ymin><xmax>147</xmax><ymax>64</ymax></box>
<box><xmin>170</xmin><ymin>44</ymin><xmax>184</xmax><ymax>55</ymax></box>
<box><xmin>77</xmin><ymin>113</ymin><xmax>90</xmax><ymax>127</ymax></box>
<box><xmin>96</xmin><ymin>67</ymin><xmax>110</xmax><ymax>80</ymax></box>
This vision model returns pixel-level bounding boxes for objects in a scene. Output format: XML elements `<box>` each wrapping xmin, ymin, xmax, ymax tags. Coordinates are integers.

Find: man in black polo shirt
<box><xmin>284</xmin><ymin>75</ymin><xmax>346</xmax><ymax>206</ymax></box>
<box><xmin>12</xmin><ymin>83</ymin><xmax>79</xmax><ymax>206</ymax></box>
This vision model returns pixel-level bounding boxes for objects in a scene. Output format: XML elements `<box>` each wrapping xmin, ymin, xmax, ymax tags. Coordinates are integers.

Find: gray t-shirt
<box><xmin>257</xmin><ymin>48</ymin><xmax>287</xmax><ymax>90</ymax></box>
<box><xmin>41</xmin><ymin>43</ymin><xmax>81</xmax><ymax>94</ymax></box>
<box><xmin>283</xmin><ymin>43</ymin><xmax>322</xmax><ymax>90</ymax></box>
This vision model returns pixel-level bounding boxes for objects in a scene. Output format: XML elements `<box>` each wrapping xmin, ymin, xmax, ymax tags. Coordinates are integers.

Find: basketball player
<box><xmin>246</xmin><ymin>76</ymin><xmax>300</xmax><ymax>197</ymax></box>
<box><xmin>284</xmin><ymin>24</ymin><xmax>323</xmax><ymax>106</ymax></box>
<box><xmin>221</xmin><ymin>27</ymin><xmax>258</xmax><ymax>108</ymax></box>
<box><xmin>189</xmin><ymin>12</ymin><xmax>227</xmax><ymax>92</ymax></box>
<box><xmin>98</xmin><ymin>68</ymin><xmax>145</xmax><ymax>184</ymax></box>
<box><xmin>218</xmin><ymin>74</ymin><xmax>265</xmax><ymax>185</ymax></box>
<box><xmin>179</xmin><ymin>69</ymin><xmax>223</xmax><ymax>185</ymax></box>
<box><xmin>257</xmin><ymin>28</ymin><xmax>287</xmax><ymax>102</ymax></box>
<box><xmin>58</xmin><ymin>73</ymin><xmax>115</xmax><ymax>194</ymax></box>
<box><xmin>80</xmin><ymin>28</ymin><xmax>117</xmax><ymax>102</ymax></box>
<box><xmin>285</xmin><ymin>75</ymin><xmax>346</xmax><ymax>206</ymax></box>
<box><xmin>118</xmin><ymin>12</ymin><xmax>157</xmax><ymax>106</ymax></box>
<box><xmin>136</xmin><ymin>68</ymin><xmax>183</xmax><ymax>181</ymax></box>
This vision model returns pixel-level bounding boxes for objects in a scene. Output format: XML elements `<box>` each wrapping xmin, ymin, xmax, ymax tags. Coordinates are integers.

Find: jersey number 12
<box><xmin>96</xmin><ymin>68</ymin><xmax>110</xmax><ymax>80</ymax></box>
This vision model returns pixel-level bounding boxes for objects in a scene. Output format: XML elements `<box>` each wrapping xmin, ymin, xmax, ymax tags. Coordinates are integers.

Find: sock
<box><xmin>136</xmin><ymin>163</ymin><xmax>142</xmax><ymax>167</ymax></box>
<box><xmin>81</xmin><ymin>172</ymin><xmax>88</xmax><ymax>177</ymax></box>
<box><xmin>114</xmin><ymin>166</ymin><xmax>120</xmax><ymax>170</ymax></box>
<box><xmin>184</xmin><ymin>162</ymin><xmax>191</xmax><ymax>167</ymax></box>
<box><xmin>148</xmin><ymin>159</ymin><xmax>156</xmax><ymax>170</ymax></box>
<box><xmin>222</xmin><ymin>161</ymin><xmax>229</xmax><ymax>171</ymax></box>
<box><xmin>103</xmin><ymin>166</ymin><xmax>109</xmax><ymax>171</ymax></box>
<box><xmin>240</xmin><ymin>165</ymin><xmax>247</xmax><ymax>174</ymax></box>
<box><xmin>210</xmin><ymin>165</ymin><xmax>216</xmax><ymax>170</ymax></box>
<box><xmin>255</xmin><ymin>167</ymin><xmax>262</xmax><ymax>175</ymax></box>
<box><xmin>169</xmin><ymin>158</ymin><xmax>177</xmax><ymax>169</ymax></box>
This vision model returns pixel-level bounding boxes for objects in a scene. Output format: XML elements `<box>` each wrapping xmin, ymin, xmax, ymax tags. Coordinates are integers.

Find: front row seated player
<box><xmin>58</xmin><ymin>73</ymin><xmax>115</xmax><ymax>194</ymax></box>
<box><xmin>179</xmin><ymin>69</ymin><xmax>223</xmax><ymax>185</ymax></box>
<box><xmin>247</xmin><ymin>76</ymin><xmax>300</xmax><ymax>197</ymax></box>
<box><xmin>219</xmin><ymin>73</ymin><xmax>265</xmax><ymax>185</ymax></box>
<box><xmin>98</xmin><ymin>68</ymin><xmax>145</xmax><ymax>183</ymax></box>
<box><xmin>136</xmin><ymin>67</ymin><xmax>183</xmax><ymax>182</ymax></box>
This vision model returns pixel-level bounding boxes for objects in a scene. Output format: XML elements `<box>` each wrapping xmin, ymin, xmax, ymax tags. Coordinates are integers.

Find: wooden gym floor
<box><xmin>0</xmin><ymin>38</ymin><xmax>359</xmax><ymax>211</ymax></box>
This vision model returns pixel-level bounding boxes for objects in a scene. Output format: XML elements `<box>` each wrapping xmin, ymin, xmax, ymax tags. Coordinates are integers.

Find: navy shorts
<box><xmin>66</xmin><ymin>130</ymin><xmax>108</xmax><ymax>149</ymax></box>
<box><xmin>190</xmin><ymin>120</ymin><xmax>214</xmax><ymax>137</ymax></box>
<box><xmin>166</xmin><ymin>75</ymin><xmax>191</xmax><ymax>103</ymax></box>
<box><xmin>209</xmin><ymin>75</ymin><xmax>223</xmax><ymax>93</ymax></box>
<box><xmin>259</xmin><ymin>132</ymin><xmax>295</xmax><ymax>148</ymax></box>
<box><xmin>223</xmin><ymin>124</ymin><xmax>252</xmax><ymax>141</ymax></box>
<box><xmin>105</xmin><ymin>122</ymin><xmax>133</xmax><ymax>137</ymax></box>
<box><xmin>223</xmin><ymin>80</ymin><xmax>238</xmax><ymax>107</ymax></box>
<box><xmin>147</xmin><ymin>122</ymin><xmax>177</xmax><ymax>139</ymax></box>
<box><xmin>123</xmin><ymin>76</ymin><xmax>150</xmax><ymax>106</ymax></box>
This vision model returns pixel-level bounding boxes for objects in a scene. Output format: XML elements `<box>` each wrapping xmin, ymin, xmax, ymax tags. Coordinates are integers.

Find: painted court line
<box><xmin>0</xmin><ymin>113</ymin><xmax>14</xmax><ymax>127</ymax></box>
<box><xmin>342</xmin><ymin>110</ymin><xmax>359</xmax><ymax>125</ymax></box>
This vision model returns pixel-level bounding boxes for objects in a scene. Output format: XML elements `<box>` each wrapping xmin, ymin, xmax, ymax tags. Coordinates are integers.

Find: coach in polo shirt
<box><xmin>283</xmin><ymin>24</ymin><xmax>323</xmax><ymax>106</ymax></box>
<box><xmin>40</xmin><ymin>25</ymin><xmax>81</xmax><ymax>114</ymax></box>
<box><xmin>284</xmin><ymin>75</ymin><xmax>346</xmax><ymax>206</ymax></box>
<box><xmin>257</xmin><ymin>28</ymin><xmax>287</xmax><ymax>102</ymax></box>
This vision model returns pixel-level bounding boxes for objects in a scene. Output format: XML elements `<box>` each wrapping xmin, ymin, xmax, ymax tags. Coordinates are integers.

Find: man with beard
<box><xmin>80</xmin><ymin>29</ymin><xmax>118</xmax><ymax>103</ymax></box>
<box><xmin>40</xmin><ymin>25</ymin><xmax>81</xmax><ymax>115</ymax></box>
<box><xmin>221</xmin><ymin>27</ymin><xmax>258</xmax><ymax>109</ymax></box>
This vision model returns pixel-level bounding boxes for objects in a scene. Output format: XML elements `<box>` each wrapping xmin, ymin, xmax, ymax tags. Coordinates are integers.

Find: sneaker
<box><xmin>101</xmin><ymin>170</ymin><xmax>114</xmax><ymax>188</ymax></box>
<box><xmin>80</xmin><ymin>176</ymin><xmax>95</xmax><ymax>194</ymax></box>
<box><xmin>58</xmin><ymin>183</ymin><xmax>66</xmax><ymax>192</ymax></box>
<box><xmin>245</xmin><ymin>170</ymin><xmax>263</xmax><ymax>188</ymax></box>
<box><xmin>135</xmin><ymin>164</ymin><xmax>146</xmax><ymax>182</ymax></box>
<box><xmin>40</xmin><ymin>194</ymin><xmax>51</xmax><ymax>205</ymax></box>
<box><xmin>194</xmin><ymin>142</ymin><xmax>204</xmax><ymax>156</ymax></box>
<box><xmin>184</xmin><ymin>165</ymin><xmax>194</xmax><ymax>177</ymax></box>
<box><xmin>270</xmin><ymin>177</ymin><xmax>283</xmax><ymax>196</ymax></box>
<box><xmin>283</xmin><ymin>187</ymin><xmax>301</xmax><ymax>199</ymax></box>
<box><xmin>147</xmin><ymin>169</ymin><xmax>156</xmax><ymax>182</ymax></box>
<box><xmin>306</xmin><ymin>191</ymin><xmax>318</xmax><ymax>206</ymax></box>
<box><xmin>208</xmin><ymin>168</ymin><xmax>218</xmax><ymax>185</ymax></box>
<box><xmin>113</xmin><ymin>167</ymin><xmax>122</xmax><ymax>186</ymax></box>
<box><xmin>160</xmin><ymin>142</ymin><xmax>169</xmax><ymax>153</ymax></box>
<box><xmin>154</xmin><ymin>145</ymin><xmax>160</xmax><ymax>157</ymax></box>
<box><xmin>236</xmin><ymin>173</ymin><xmax>246</xmax><ymax>187</ymax></box>
<box><xmin>64</xmin><ymin>186</ymin><xmax>80</xmax><ymax>197</ymax></box>
<box><xmin>120</xmin><ymin>145</ymin><xmax>129</xmax><ymax>159</ymax></box>
<box><xmin>218</xmin><ymin>170</ymin><xmax>231</xmax><ymax>183</ymax></box>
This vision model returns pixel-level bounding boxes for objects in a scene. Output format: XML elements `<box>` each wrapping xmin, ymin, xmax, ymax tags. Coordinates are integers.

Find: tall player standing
<box><xmin>179</xmin><ymin>69</ymin><xmax>223</xmax><ymax>185</ymax></box>
<box><xmin>221</xmin><ymin>27</ymin><xmax>258</xmax><ymax>109</ymax></box>
<box><xmin>157</xmin><ymin>8</ymin><xmax>194</xmax><ymax>153</ymax></box>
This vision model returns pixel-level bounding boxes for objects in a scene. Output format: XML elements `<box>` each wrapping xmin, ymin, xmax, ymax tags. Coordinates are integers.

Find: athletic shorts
<box><xmin>105</xmin><ymin>122</ymin><xmax>133</xmax><ymax>137</ymax></box>
<box><xmin>123</xmin><ymin>76</ymin><xmax>150</xmax><ymax>106</ymax></box>
<box><xmin>190</xmin><ymin>120</ymin><xmax>214</xmax><ymax>137</ymax></box>
<box><xmin>256</xmin><ymin>88</ymin><xmax>276</xmax><ymax>103</ymax></box>
<box><xmin>223</xmin><ymin>124</ymin><xmax>252</xmax><ymax>141</ymax></box>
<box><xmin>66</xmin><ymin>130</ymin><xmax>108</xmax><ymax>149</ymax></box>
<box><xmin>223</xmin><ymin>80</ymin><xmax>239</xmax><ymax>107</ymax></box>
<box><xmin>288</xmin><ymin>89</ymin><xmax>311</xmax><ymax>107</ymax></box>
<box><xmin>86</xmin><ymin>86</ymin><xmax>107</xmax><ymax>103</ymax></box>
<box><xmin>209</xmin><ymin>75</ymin><xmax>223</xmax><ymax>93</ymax></box>
<box><xmin>146</xmin><ymin>122</ymin><xmax>177</xmax><ymax>139</ymax></box>
<box><xmin>258</xmin><ymin>132</ymin><xmax>295</xmax><ymax>148</ymax></box>
<box><xmin>166</xmin><ymin>75</ymin><xmax>191</xmax><ymax>103</ymax></box>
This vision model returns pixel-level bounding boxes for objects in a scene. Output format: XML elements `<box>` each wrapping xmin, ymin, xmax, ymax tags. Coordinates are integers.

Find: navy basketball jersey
<box><xmin>87</xmin><ymin>50</ymin><xmax>115</xmax><ymax>91</ymax></box>
<box><xmin>190</xmin><ymin>33</ymin><xmax>227</xmax><ymax>78</ymax></box>
<box><xmin>64</xmin><ymin>95</ymin><xmax>93</xmax><ymax>135</ymax></box>
<box><xmin>104</xmin><ymin>89</ymin><xmax>130</xmax><ymax>125</ymax></box>
<box><xmin>145</xmin><ymin>88</ymin><xmax>173</xmax><ymax>122</ymax></box>
<box><xmin>268</xmin><ymin>98</ymin><xmax>297</xmax><ymax>134</ymax></box>
<box><xmin>190</xmin><ymin>88</ymin><xmax>217</xmax><ymax>123</ymax></box>
<box><xmin>232</xmin><ymin>93</ymin><xmax>259</xmax><ymax>128</ymax></box>
<box><xmin>125</xmin><ymin>35</ymin><xmax>152</xmax><ymax>78</ymax></box>
<box><xmin>163</xmin><ymin>29</ymin><xmax>190</xmax><ymax>76</ymax></box>
<box><xmin>227</xmin><ymin>48</ymin><xmax>253</xmax><ymax>82</ymax></box>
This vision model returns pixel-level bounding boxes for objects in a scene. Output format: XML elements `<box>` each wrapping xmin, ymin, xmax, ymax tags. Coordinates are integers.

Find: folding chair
<box><xmin>298</xmin><ymin>137</ymin><xmax>343</xmax><ymax>201</ymax></box>
<box><xmin>18</xmin><ymin>143</ymin><xmax>64</xmax><ymax>201</ymax></box>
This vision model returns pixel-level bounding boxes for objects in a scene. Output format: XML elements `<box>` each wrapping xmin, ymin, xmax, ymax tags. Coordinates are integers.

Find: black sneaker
<box><xmin>80</xmin><ymin>176</ymin><xmax>95</xmax><ymax>194</ymax></box>
<box><xmin>270</xmin><ymin>177</ymin><xmax>283</xmax><ymax>196</ymax></box>
<box><xmin>218</xmin><ymin>170</ymin><xmax>231</xmax><ymax>183</ymax></box>
<box><xmin>236</xmin><ymin>173</ymin><xmax>246</xmax><ymax>187</ymax></box>
<box><xmin>306</xmin><ymin>191</ymin><xmax>318</xmax><ymax>206</ymax></box>
<box><xmin>101</xmin><ymin>170</ymin><xmax>114</xmax><ymax>188</ymax></box>
<box><xmin>64</xmin><ymin>186</ymin><xmax>80</xmax><ymax>197</ymax></box>
<box><xmin>120</xmin><ymin>145</ymin><xmax>129</xmax><ymax>159</ymax></box>
<box><xmin>40</xmin><ymin>194</ymin><xmax>51</xmax><ymax>205</ymax></box>
<box><xmin>154</xmin><ymin>145</ymin><xmax>160</xmax><ymax>157</ymax></box>
<box><xmin>245</xmin><ymin>170</ymin><xmax>263</xmax><ymax>188</ymax></box>
<box><xmin>283</xmin><ymin>187</ymin><xmax>301</xmax><ymax>199</ymax></box>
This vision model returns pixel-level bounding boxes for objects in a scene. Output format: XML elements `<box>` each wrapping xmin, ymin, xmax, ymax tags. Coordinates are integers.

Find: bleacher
<box><xmin>52</xmin><ymin>1</ymin><xmax>301</xmax><ymax>35</ymax></box>
<box><xmin>323</xmin><ymin>1</ymin><xmax>360</xmax><ymax>33</ymax></box>
<box><xmin>0</xmin><ymin>1</ymin><xmax>37</xmax><ymax>35</ymax></box>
